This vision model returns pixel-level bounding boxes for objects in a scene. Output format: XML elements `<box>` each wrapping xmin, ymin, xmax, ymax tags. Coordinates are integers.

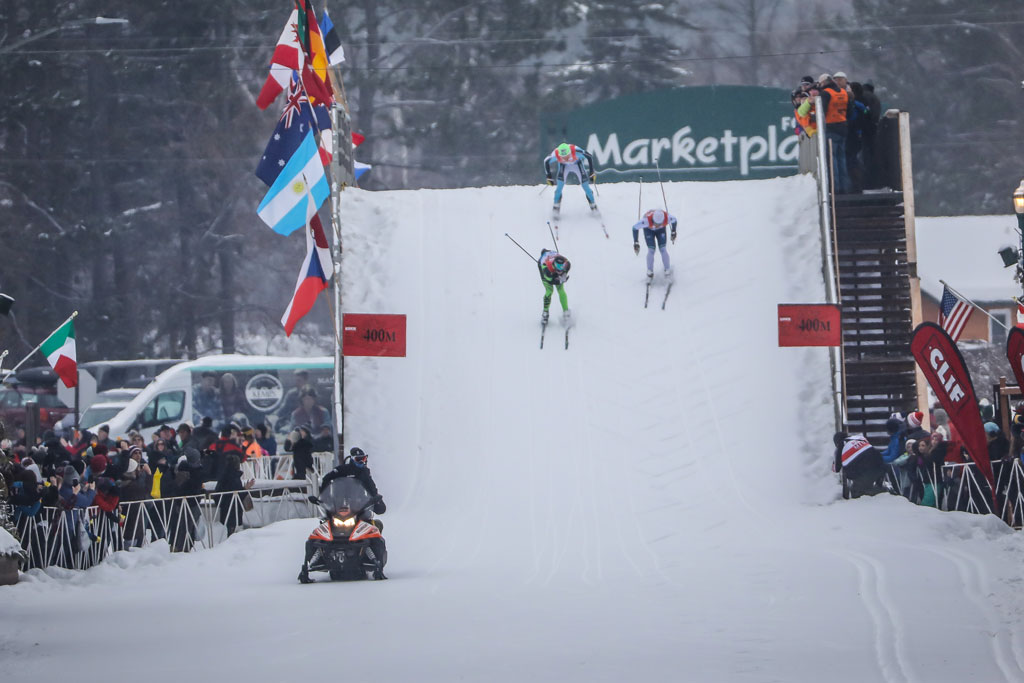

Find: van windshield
<box><xmin>81</xmin><ymin>405</ymin><xmax>125</xmax><ymax>430</ymax></box>
<box><xmin>138</xmin><ymin>391</ymin><xmax>185</xmax><ymax>428</ymax></box>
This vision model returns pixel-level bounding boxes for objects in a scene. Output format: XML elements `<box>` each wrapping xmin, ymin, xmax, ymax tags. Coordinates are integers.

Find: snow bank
<box><xmin>0</xmin><ymin>527</ymin><xmax>21</xmax><ymax>556</ymax></box>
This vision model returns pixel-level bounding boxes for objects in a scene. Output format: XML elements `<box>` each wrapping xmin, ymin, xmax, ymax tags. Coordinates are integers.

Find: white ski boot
<box><xmin>541</xmin><ymin>310</ymin><xmax>550</xmax><ymax>325</ymax></box>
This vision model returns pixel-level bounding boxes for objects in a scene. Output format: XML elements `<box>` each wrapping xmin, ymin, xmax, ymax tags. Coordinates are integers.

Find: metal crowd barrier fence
<box><xmin>12</xmin><ymin>453</ymin><xmax>337</xmax><ymax>572</ymax></box>
<box><xmin>244</xmin><ymin>452</ymin><xmax>335</xmax><ymax>486</ymax></box>
<box><xmin>881</xmin><ymin>459</ymin><xmax>1019</xmax><ymax>519</ymax></box>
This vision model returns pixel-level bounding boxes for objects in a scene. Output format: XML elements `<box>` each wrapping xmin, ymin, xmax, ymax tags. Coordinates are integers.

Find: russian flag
<box><xmin>282</xmin><ymin>192</ymin><xmax>334</xmax><ymax>336</ymax></box>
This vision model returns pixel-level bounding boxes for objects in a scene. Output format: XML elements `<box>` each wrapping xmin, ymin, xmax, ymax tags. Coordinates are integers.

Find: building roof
<box><xmin>916</xmin><ymin>215</ymin><xmax>1020</xmax><ymax>304</ymax></box>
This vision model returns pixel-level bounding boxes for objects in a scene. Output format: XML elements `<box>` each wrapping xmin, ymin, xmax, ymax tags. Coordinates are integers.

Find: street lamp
<box><xmin>999</xmin><ymin>182</ymin><xmax>1024</xmax><ymax>301</ymax></box>
<box><xmin>1015</xmin><ymin>180</ymin><xmax>1024</xmax><ymax>230</ymax></box>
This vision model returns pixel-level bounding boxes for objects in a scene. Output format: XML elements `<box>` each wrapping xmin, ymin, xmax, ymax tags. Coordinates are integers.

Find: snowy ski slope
<box><xmin>6</xmin><ymin>177</ymin><xmax>1024</xmax><ymax>682</ymax></box>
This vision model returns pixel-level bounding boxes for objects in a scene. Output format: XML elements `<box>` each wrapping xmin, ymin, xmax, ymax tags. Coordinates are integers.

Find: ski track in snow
<box><xmin>925</xmin><ymin>543</ymin><xmax>1024</xmax><ymax>681</ymax></box>
<box><xmin>837</xmin><ymin>549</ymin><xmax>916</xmax><ymax>683</ymax></box>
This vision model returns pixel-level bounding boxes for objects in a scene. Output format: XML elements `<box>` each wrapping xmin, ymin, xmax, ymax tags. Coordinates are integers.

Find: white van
<box><xmin>101</xmin><ymin>355</ymin><xmax>334</xmax><ymax>442</ymax></box>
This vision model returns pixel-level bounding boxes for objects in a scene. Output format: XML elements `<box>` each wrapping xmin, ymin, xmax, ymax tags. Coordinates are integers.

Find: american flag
<box><xmin>939</xmin><ymin>285</ymin><xmax>973</xmax><ymax>342</ymax></box>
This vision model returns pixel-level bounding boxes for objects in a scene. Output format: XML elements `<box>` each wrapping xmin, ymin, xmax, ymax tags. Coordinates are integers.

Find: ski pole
<box><xmin>538</xmin><ymin>183</ymin><xmax>550</xmax><ymax>196</ymax></box>
<box><xmin>637</xmin><ymin>175</ymin><xmax>643</xmax><ymax>220</ymax></box>
<box><xmin>547</xmin><ymin>221</ymin><xmax>558</xmax><ymax>248</ymax></box>
<box><xmin>655</xmin><ymin>161</ymin><xmax>669</xmax><ymax>214</ymax></box>
<box><xmin>656</xmin><ymin>161</ymin><xmax>675</xmax><ymax>244</ymax></box>
<box><xmin>505</xmin><ymin>233</ymin><xmax>537</xmax><ymax>262</ymax></box>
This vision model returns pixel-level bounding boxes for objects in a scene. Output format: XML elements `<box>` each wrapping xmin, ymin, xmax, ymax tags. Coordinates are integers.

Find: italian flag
<box><xmin>40</xmin><ymin>318</ymin><xmax>77</xmax><ymax>388</ymax></box>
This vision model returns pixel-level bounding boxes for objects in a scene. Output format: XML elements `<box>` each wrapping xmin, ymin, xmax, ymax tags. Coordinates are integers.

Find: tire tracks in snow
<box><xmin>924</xmin><ymin>544</ymin><xmax>1024</xmax><ymax>681</ymax></box>
<box><xmin>834</xmin><ymin>549</ymin><xmax>916</xmax><ymax>683</ymax></box>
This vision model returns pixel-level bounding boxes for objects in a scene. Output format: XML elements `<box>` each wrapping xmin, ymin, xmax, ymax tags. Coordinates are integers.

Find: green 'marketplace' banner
<box><xmin>540</xmin><ymin>86</ymin><xmax>800</xmax><ymax>182</ymax></box>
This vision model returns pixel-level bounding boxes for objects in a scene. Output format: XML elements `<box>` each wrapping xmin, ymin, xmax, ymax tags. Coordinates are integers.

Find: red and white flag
<box><xmin>256</xmin><ymin>10</ymin><xmax>303</xmax><ymax>110</ymax></box>
<box><xmin>938</xmin><ymin>285</ymin><xmax>973</xmax><ymax>342</ymax></box>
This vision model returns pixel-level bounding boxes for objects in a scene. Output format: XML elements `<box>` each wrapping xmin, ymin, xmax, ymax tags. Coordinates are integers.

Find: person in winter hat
<box><xmin>537</xmin><ymin>249</ymin><xmax>572</xmax><ymax>325</ymax></box>
<box><xmin>214</xmin><ymin>454</ymin><xmax>254</xmax><ymax>537</ymax></box>
<box><xmin>904</xmin><ymin>410</ymin><xmax>930</xmax><ymax>443</ymax></box>
<box><xmin>90</xmin><ymin>453</ymin><xmax>109</xmax><ymax>478</ymax></box>
<box><xmin>833</xmin><ymin>431</ymin><xmax>886</xmax><ymax>498</ymax></box>
<box><xmin>632</xmin><ymin>209</ymin><xmax>678</xmax><ymax>281</ymax></box>
<box><xmin>284</xmin><ymin>425</ymin><xmax>315</xmax><ymax>481</ymax></box>
<box><xmin>300</xmin><ymin>446</ymin><xmax>388</xmax><ymax>582</ymax></box>
<box><xmin>543</xmin><ymin>142</ymin><xmax>597</xmax><ymax>216</ymax></box>
<box><xmin>168</xmin><ymin>447</ymin><xmax>205</xmax><ymax>552</ymax></box>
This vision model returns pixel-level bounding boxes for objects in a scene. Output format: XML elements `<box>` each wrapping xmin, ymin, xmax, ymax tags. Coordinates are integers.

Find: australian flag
<box><xmin>256</xmin><ymin>76</ymin><xmax>332</xmax><ymax>187</ymax></box>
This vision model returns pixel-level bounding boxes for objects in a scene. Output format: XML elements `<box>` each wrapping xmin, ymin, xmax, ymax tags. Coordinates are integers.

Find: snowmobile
<box><xmin>302</xmin><ymin>477</ymin><xmax>386</xmax><ymax>582</ymax></box>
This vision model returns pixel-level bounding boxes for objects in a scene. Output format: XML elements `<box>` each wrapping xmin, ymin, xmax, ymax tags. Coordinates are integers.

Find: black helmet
<box><xmin>349</xmin><ymin>447</ymin><xmax>368</xmax><ymax>466</ymax></box>
<box><xmin>553</xmin><ymin>255</ymin><xmax>570</xmax><ymax>273</ymax></box>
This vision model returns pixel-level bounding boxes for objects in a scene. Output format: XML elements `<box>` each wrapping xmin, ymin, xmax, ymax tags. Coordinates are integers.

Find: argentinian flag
<box><xmin>257</xmin><ymin>130</ymin><xmax>329</xmax><ymax>235</ymax></box>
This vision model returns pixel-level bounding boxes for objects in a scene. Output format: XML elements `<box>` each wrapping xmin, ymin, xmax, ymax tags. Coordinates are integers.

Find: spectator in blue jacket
<box><xmin>879</xmin><ymin>412</ymin><xmax>906</xmax><ymax>492</ymax></box>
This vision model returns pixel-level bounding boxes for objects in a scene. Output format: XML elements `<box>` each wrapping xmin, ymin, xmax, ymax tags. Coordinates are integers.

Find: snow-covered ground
<box><xmin>6</xmin><ymin>178</ymin><xmax>1024</xmax><ymax>682</ymax></box>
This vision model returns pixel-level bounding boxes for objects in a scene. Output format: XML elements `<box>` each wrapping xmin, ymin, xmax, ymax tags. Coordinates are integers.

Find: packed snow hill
<box><xmin>6</xmin><ymin>176</ymin><xmax>1024</xmax><ymax>682</ymax></box>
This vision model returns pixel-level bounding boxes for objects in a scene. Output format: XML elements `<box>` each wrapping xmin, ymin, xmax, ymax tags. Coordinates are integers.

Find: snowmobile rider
<box><xmin>299</xmin><ymin>447</ymin><xmax>388</xmax><ymax>582</ymax></box>
<box><xmin>538</xmin><ymin>249</ymin><xmax>571</xmax><ymax>325</ymax></box>
<box><xmin>543</xmin><ymin>142</ymin><xmax>597</xmax><ymax>217</ymax></box>
<box><xmin>632</xmin><ymin>209</ymin><xmax>677</xmax><ymax>281</ymax></box>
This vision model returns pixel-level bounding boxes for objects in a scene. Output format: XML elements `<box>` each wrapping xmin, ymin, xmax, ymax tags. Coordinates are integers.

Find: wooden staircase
<box><xmin>834</xmin><ymin>192</ymin><xmax>919</xmax><ymax>444</ymax></box>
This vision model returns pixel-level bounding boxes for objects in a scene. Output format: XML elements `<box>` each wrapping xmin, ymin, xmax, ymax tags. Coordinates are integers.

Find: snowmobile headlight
<box><xmin>332</xmin><ymin>516</ymin><xmax>356</xmax><ymax>528</ymax></box>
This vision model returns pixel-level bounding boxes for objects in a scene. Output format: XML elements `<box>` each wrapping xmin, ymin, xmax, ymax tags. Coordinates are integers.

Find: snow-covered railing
<box><xmin>13</xmin><ymin>480</ymin><xmax>316</xmax><ymax>572</ymax></box>
<box><xmin>244</xmin><ymin>452</ymin><xmax>334</xmax><ymax>493</ymax></box>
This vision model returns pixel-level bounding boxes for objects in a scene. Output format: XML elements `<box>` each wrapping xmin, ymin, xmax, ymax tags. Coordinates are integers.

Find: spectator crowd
<box><xmin>791</xmin><ymin>72</ymin><xmax>883</xmax><ymax>194</ymax></box>
<box><xmin>833</xmin><ymin>400</ymin><xmax>1024</xmax><ymax>526</ymax></box>
<box><xmin>0</xmin><ymin>412</ymin><xmax>333</xmax><ymax>569</ymax></box>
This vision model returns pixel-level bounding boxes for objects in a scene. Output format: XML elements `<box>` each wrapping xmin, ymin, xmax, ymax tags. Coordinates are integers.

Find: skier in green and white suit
<box><xmin>538</xmin><ymin>249</ymin><xmax>571</xmax><ymax>325</ymax></box>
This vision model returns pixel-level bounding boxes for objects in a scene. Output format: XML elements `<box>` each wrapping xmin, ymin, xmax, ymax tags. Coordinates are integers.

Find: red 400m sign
<box><xmin>343</xmin><ymin>314</ymin><xmax>406</xmax><ymax>357</ymax></box>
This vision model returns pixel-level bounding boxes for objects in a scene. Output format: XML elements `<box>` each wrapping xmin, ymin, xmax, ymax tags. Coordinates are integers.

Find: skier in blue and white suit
<box><xmin>543</xmin><ymin>142</ymin><xmax>597</xmax><ymax>216</ymax></box>
<box><xmin>632</xmin><ymin>209</ymin><xmax>677</xmax><ymax>281</ymax></box>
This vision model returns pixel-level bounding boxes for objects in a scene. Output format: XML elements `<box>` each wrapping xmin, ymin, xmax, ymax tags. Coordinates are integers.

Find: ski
<box><xmin>540</xmin><ymin>321</ymin><xmax>547</xmax><ymax>349</ymax></box>
<box><xmin>644</xmin><ymin>280</ymin><xmax>652</xmax><ymax>308</ymax></box>
<box><xmin>564</xmin><ymin>327</ymin><xmax>570</xmax><ymax>350</ymax></box>
<box><xmin>661</xmin><ymin>281</ymin><xmax>673</xmax><ymax>310</ymax></box>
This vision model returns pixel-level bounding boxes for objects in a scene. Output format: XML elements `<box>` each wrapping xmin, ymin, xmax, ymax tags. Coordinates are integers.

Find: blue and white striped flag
<box><xmin>257</xmin><ymin>130</ymin><xmax>328</xmax><ymax>236</ymax></box>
